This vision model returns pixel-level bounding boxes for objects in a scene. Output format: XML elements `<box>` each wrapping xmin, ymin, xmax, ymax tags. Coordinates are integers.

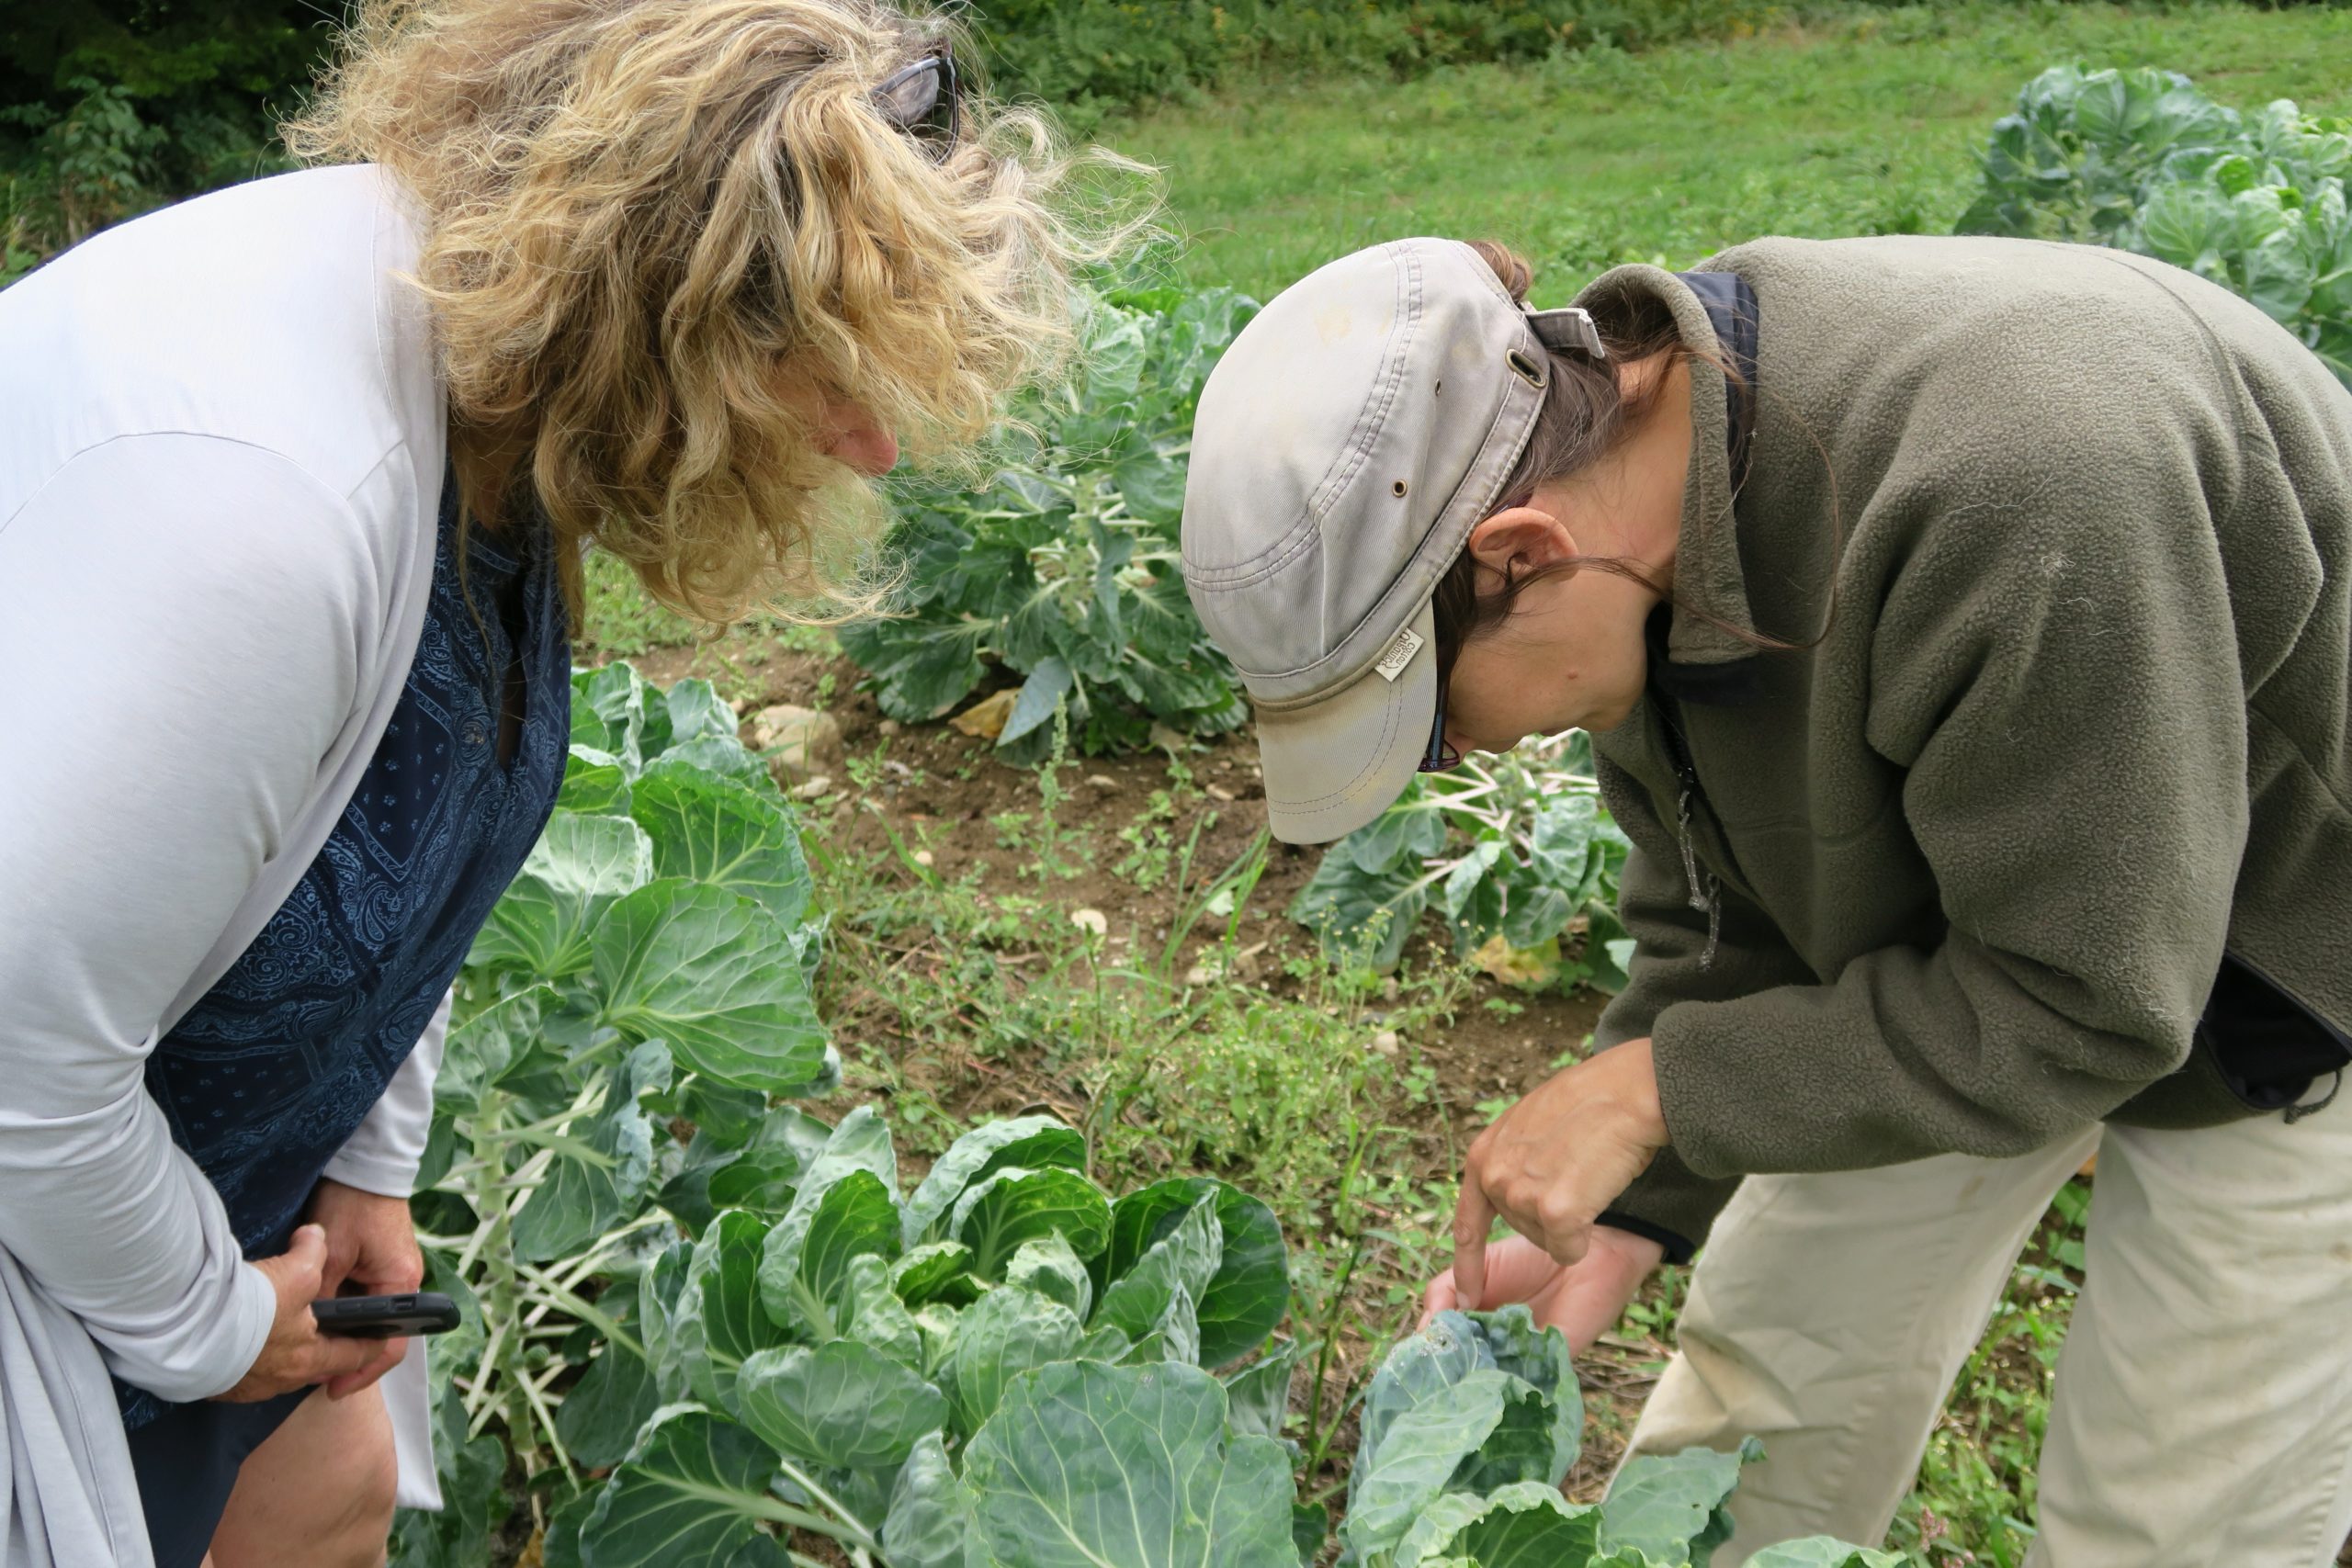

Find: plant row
<box><xmin>1960</xmin><ymin>66</ymin><xmax>2352</xmax><ymax>384</ymax></box>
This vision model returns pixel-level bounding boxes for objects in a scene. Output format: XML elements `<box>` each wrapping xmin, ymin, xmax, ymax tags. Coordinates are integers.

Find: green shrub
<box><xmin>1292</xmin><ymin>729</ymin><xmax>1634</xmax><ymax>990</ymax></box>
<box><xmin>839</xmin><ymin>281</ymin><xmax>1258</xmax><ymax>758</ymax></box>
<box><xmin>969</xmin><ymin>0</ymin><xmax>1792</xmax><ymax>132</ymax></box>
<box><xmin>1959</xmin><ymin>65</ymin><xmax>2352</xmax><ymax>384</ymax></box>
<box><xmin>0</xmin><ymin>1</ymin><xmax>319</xmax><ymax>259</ymax></box>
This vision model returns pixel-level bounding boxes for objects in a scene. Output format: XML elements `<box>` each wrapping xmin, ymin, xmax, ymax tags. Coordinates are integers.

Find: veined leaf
<box><xmin>578</xmin><ymin>662</ymin><xmax>674</xmax><ymax>777</ymax></box>
<box><xmin>558</xmin><ymin>1337</ymin><xmax>662</xmax><ymax>1471</ymax></box>
<box><xmin>789</xmin><ymin>1168</ymin><xmax>903</xmax><ymax>1336</ymax></box>
<box><xmin>1599</xmin><ymin>1438</ymin><xmax>1763</xmax><ymax>1567</ymax></box>
<box><xmin>1005</xmin><ymin>1233</ymin><xmax>1093</xmax><ymax>1320</ymax></box>
<box><xmin>1092</xmin><ymin>1195</ymin><xmax>1220</xmax><ymax>1345</ymax></box>
<box><xmin>1344</xmin><ymin>1367</ymin><xmax>1522</xmax><ymax>1560</ymax></box>
<box><xmin>881</xmin><ymin>1430</ymin><xmax>975</xmax><ymax>1568</ymax></box>
<box><xmin>513</xmin><ymin>1041</ymin><xmax>671</xmax><ymax>1264</ymax></box>
<box><xmin>1345</xmin><ymin>1309</ymin><xmax>1588</xmax><ymax>1562</ymax></box>
<box><xmin>735</xmin><ymin>1340</ymin><xmax>948</xmax><ymax>1470</ymax></box>
<box><xmin>435</xmin><ymin>986</ymin><xmax>552</xmax><ymax>1108</ymax></box>
<box><xmin>579</xmin><ymin>1406</ymin><xmax>786</xmax><ymax>1568</ymax></box>
<box><xmin>951</xmin><ymin>1167</ymin><xmax>1112</xmax><ymax>1280</ymax></box>
<box><xmin>1393</xmin><ymin>1483</ymin><xmax>1606</xmax><ymax>1568</ymax></box>
<box><xmin>1122</xmin><ymin>1279</ymin><xmax>1202</xmax><ymax>1368</ymax></box>
<box><xmin>674</xmin><ymin>1212</ymin><xmax>791</xmax><ymax>1416</ymax></box>
<box><xmin>664</xmin><ymin>679</ymin><xmax>740</xmax><ymax>748</ymax></box>
<box><xmin>1102</xmin><ymin>1178</ymin><xmax>1289</xmax><ymax>1368</ymax></box>
<box><xmin>944</xmin><ymin>1284</ymin><xmax>1083</xmax><ymax>1436</ymax></box>
<box><xmin>629</xmin><ymin>761</ymin><xmax>813</xmax><ymax>928</ymax></box>
<box><xmin>639</xmin><ymin>1239</ymin><xmax>696</xmax><ymax>1405</ymax></box>
<box><xmin>892</xmin><ymin>1240</ymin><xmax>981</xmax><ymax>1309</ymax></box>
<box><xmin>837</xmin><ymin>616</ymin><xmax>988</xmax><ymax>722</ymax></box>
<box><xmin>900</xmin><ymin>1115</ymin><xmax>1088</xmax><ymax>1247</ymax></box>
<box><xmin>590</xmin><ymin>880</ymin><xmax>829</xmax><ymax>1093</ymax></box>
<box><xmin>962</xmin><ymin>1360</ymin><xmax>1295</xmax><ymax>1568</ymax></box>
<box><xmin>1220</xmin><ymin>1337</ymin><xmax>1301</xmax><ymax>1442</ymax></box>
<box><xmin>1745</xmin><ymin>1540</ymin><xmax>1905</xmax><ymax>1568</ymax></box>
<box><xmin>472</xmin><ymin>812</ymin><xmax>654</xmax><ymax>978</ymax></box>
<box><xmin>1344</xmin><ymin>797</ymin><xmax>1449</xmax><ymax>876</ymax></box>
<box><xmin>840</xmin><ymin>1253</ymin><xmax>926</xmax><ymax>1371</ymax></box>
<box><xmin>759</xmin><ymin>1106</ymin><xmax>899</xmax><ymax>1330</ymax></box>
<box><xmin>1474</xmin><ymin>1304</ymin><xmax>1585</xmax><ymax>1486</ymax></box>
<box><xmin>1290</xmin><ymin>847</ymin><xmax>1429</xmax><ymax>972</ymax></box>
<box><xmin>1001</xmin><ymin>656</ymin><xmax>1076</xmax><ymax>746</ymax></box>
<box><xmin>560</xmin><ymin>745</ymin><xmax>632</xmax><ymax>815</ymax></box>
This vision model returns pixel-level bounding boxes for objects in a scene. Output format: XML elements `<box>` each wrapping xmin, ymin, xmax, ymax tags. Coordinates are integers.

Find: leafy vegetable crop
<box><xmin>839</xmin><ymin>283</ymin><xmax>1259</xmax><ymax>760</ymax></box>
<box><xmin>397</xmin><ymin>664</ymin><xmax>1887</xmax><ymax>1567</ymax></box>
<box><xmin>1960</xmin><ymin>66</ymin><xmax>2352</xmax><ymax>384</ymax></box>
<box><xmin>563</xmin><ymin>1116</ymin><xmax>1297</xmax><ymax>1567</ymax></box>
<box><xmin>1341</xmin><ymin>1307</ymin><xmax>1898</xmax><ymax>1568</ymax></box>
<box><xmin>395</xmin><ymin>660</ymin><xmax>842</xmax><ymax>1567</ymax></box>
<box><xmin>395</xmin><ymin>671</ymin><xmax>1306</xmax><ymax>1565</ymax></box>
<box><xmin>1291</xmin><ymin>729</ymin><xmax>1632</xmax><ymax>988</ymax></box>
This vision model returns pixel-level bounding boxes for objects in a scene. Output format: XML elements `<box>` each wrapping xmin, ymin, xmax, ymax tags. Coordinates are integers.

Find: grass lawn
<box><xmin>1102</xmin><ymin>1</ymin><xmax>2352</xmax><ymax>304</ymax></box>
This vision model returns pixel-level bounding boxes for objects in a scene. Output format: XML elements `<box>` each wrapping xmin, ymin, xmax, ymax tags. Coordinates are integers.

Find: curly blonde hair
<box><xmin>285</xmin><ymin>0</ymin><xmax>1136</xmax><ymax>623</ymax></box>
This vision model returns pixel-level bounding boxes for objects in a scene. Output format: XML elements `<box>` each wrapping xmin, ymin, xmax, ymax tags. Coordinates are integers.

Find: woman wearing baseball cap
<box><xmin>1181</xmin><ymin>235</ymin><xmax>2352</xmax><ymax>1561</ymax></box>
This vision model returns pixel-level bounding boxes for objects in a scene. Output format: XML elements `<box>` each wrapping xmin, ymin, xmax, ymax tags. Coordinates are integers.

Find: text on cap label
<box><xmin>1374</xmin><ymin>627</ymin><xmax>1425</xmax><ymax>683</ymax></box>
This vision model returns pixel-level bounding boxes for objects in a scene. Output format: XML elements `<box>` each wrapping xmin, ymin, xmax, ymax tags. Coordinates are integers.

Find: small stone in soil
<box><xmin>751</xmin><ymin>703</ymin><xmax>844</xmax><ymax>782</ymax></box>
<box><xmin>878</xmin><ymin>718</ymin><xmax>902</xmax><ymax>736</ymax></box>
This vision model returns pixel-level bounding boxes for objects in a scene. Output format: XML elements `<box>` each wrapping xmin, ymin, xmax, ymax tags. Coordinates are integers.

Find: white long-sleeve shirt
<box><xmin>0</xmin><ymin>165</ymin><xmax>449</xmax><ymax>1562</ymax></box>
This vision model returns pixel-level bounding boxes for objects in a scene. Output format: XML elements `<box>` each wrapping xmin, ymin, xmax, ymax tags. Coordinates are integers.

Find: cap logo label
<box><xmin>1374</xmin><ymin>627</ymin><xmax>1424</xmax><ymax>683</ymax></box>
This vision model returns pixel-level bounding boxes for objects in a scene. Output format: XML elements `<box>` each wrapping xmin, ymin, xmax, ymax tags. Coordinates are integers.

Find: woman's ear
<box><xmin>1464</xmin><ymin>505</ymin><xmax>1580</xmax><ymax>576</ymax></box>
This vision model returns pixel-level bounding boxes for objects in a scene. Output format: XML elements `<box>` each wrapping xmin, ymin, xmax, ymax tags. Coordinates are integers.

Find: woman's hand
<box><xmin>1452</xmin><ymin>1039</ymin><xmax>1669</xmax><ymax>1307</ymax></box>
<box><xmin>213</xmin><ymin>1224</ymin><xmax>400</xmax><ymax>1404</ymax></box>
<box><xmin>306</xmin><ymin>1177</ymin><xmax>426</xmax><ymax>1399</ymax></box>
<box><xmin>1419</xmin><ymin>1229</ymin><xmax>1666</xmax><ymax>1352</ymax></box>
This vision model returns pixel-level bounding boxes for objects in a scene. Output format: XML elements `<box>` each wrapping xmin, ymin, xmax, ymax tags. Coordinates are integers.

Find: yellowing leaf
<box><xmin>951</xmin><ymin>688</ymin><xmax>1020</xmax><ymax>739</ymax></box>
<box><xmin>1469</xmin><ymin>934</ymin><xmax>1561</xmax><ymax>989</ymax></box>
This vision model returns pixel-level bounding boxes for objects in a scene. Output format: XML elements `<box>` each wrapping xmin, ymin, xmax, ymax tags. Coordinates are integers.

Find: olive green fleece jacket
<box><xmin>1577</xmin><ymin>236</ymin><xmax>2352</xmax><ymax>1253</ymax></box>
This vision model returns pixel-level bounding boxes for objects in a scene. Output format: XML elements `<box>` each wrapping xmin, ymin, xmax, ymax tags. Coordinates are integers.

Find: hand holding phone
<box><xmin>311</xmin><ymin>1291</ymin><xmax>461</xmax><ymax>1339</ymax></box>
<box><xmin>213</xmin><ymin>1224</ymin><xmax>401</xmax><ymax>1403</ymax></box>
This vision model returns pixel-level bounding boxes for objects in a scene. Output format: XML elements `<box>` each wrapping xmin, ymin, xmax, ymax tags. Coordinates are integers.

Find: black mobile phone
<box><xmin>311</xmin><ymin>1292</ymin><xmax>462</xmax><ymax>1338</ymax></box>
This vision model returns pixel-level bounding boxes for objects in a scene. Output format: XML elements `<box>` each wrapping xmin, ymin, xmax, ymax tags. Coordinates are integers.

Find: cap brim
<box><xmin>1253</xmin><ymin>603</ymin><xmax>1437</xmax><ymax>845</ymax></box>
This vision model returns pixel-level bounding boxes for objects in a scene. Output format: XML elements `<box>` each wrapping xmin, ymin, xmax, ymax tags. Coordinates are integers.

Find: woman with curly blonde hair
<box><xmin>0</xmin><ymin>4</ymin><xmax>1119</xmax><ymax>1562</ymax></box>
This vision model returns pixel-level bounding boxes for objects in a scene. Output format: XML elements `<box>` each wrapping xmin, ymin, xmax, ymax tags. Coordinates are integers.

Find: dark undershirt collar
<box><xmin>1654</xmin><ymin>269</ymin><xmax>1765</xmax><ymax>706</ymax></box>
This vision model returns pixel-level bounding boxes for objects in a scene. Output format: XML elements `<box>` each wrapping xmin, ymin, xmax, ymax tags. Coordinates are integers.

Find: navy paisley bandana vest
<box><xmin>122</xmin><ymin>474</ymin><xmax>569</xmax><ymax>1424</ymax></box>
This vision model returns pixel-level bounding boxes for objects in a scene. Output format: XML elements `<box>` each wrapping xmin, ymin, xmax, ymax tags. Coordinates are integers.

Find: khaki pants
<box><xmin>1623</xmin><ymin>1109</ymin><xmax>2352</xmax><ymax>1567</ymax></box>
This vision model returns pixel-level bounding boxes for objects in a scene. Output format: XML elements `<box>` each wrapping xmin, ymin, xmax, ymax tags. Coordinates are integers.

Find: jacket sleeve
<box><xmin>322</xmin><ymin>989</ymin><xmax>449</xmax><ymax>1198</ymax></box>
<box><xmin>1589</xmin><ymin>754</ymin><xmax>1820</xmax><ymax>1256</ymax></box>
<box><xmin>0</xmin><ymin>434</ymin><xmax>372</xmax><ymax>1401</ymax></box>
<box><xmin>1647</xmin><ymin>415</ymin><xmax>2248</xmax><ymax>1189</ymax></box>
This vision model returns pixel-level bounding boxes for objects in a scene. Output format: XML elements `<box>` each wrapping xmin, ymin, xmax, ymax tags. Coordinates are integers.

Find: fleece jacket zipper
<box><xmin>1653</xmin><ymin>697</ymin><xmax>1753</xmax><ymax>971</ymax></box>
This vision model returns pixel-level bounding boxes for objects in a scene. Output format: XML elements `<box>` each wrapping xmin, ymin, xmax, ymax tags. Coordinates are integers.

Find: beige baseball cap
<box><xmin>1180</xmin><ymin>238</ymin><xmax>1604</xmax><ymax>844</ymax></box>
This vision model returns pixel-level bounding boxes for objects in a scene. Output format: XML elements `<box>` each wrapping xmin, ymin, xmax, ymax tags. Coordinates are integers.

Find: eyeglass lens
<box><xmin>875</xmin><ymin>57</ymin><xmax>958</xmax><ymax>157</ymax></box>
